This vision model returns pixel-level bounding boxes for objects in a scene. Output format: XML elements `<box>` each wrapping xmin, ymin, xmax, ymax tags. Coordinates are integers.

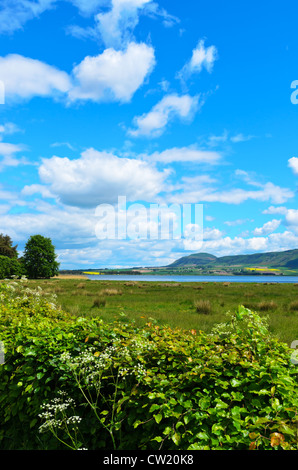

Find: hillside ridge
<box><xmin>168</xmin><ymin>248</ymin><xmax>298</xmax><ymax>269</ymax></box>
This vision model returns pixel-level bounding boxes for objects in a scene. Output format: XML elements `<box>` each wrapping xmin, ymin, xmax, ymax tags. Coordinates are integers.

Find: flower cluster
<box><xmin>60</xmin><ymin>339</ymin><xmax>149</xmax><ymax>386</ymax></box>
<box><xmin>119</xmin><ymin>363</ymin><xmax>146</xmax><ymax>380</ymax></box>
<box><xmin>38</xmin><ymin>391</ymin><xmax>82</xmax><ymax>434</ymax></box>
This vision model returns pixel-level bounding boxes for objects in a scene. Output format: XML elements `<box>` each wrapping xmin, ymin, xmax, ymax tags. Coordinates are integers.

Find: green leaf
<box><xmin>196</xmin><ymin>432</ymin><xmax>209</xmax><ymax>441</ymax></box>
<box><xmin>231</xmin><ymin>378</ymin><xmax>242</xmax><ymax>387</ymax></box>
<box><xmin>172</xmin><ymin>432</ymin><xmax>181</xmax><ymax>446</ymax></box>
<box><xmin>152</xmin><ymin>436</ymin><xmax>163</xmax><ymax>443</ymax></box>
<box><xmin>30</xmin><ymin>418</ymin><xmax>37</xmax><ymax>428</ymax></box>
<box><xmin>153</xmin><ymin>413</ymin><xmax>162</xmax><ymax>424</ymax></box>
<box><xmin>133</xmin><ymin>420</ymin><xmax>142</xmax><ymax>429</ymax></box>
<box><xmin>211</xmin><ymin>424</ymin><xmax>225</xmax><ymax>435</ymax></box>
<box><xmin>149</xmin><ymin>404</ymin><xmax>160</xmax><ymax>413</ymax></box>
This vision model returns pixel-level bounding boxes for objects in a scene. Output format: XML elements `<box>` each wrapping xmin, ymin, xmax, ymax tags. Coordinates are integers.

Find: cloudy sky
<box><xmin>0</xmin><ymin>0</ymin><xmax>298</xmax><ymax>269</ymax></box>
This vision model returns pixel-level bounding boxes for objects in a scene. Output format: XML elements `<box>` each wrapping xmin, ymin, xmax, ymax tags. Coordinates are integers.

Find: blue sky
<box><xmin>0</xmin><ymin>0</ymin><xmax>298</xmax><ymax>269</ymax></box>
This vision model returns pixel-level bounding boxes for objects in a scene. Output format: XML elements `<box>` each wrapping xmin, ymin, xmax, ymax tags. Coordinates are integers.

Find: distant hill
<box><xmin>168</xmin><ymin>252</ymin><xmax>218</xmax><ymax>267</ymax></box>
<box><xmin>168</xmin><ymin>249</ymin><xmax>298</xmax><ymax>269</ymax></box>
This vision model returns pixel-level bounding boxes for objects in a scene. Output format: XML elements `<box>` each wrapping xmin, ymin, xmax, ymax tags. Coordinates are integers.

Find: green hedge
<box><xmin>0</xmin><ymin>280</ymin><xmax>298</xmax><ymax>450</ymax></box>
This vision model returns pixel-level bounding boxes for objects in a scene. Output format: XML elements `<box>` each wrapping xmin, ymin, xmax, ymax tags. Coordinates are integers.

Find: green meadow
<box><xmin>28</xmin><ymin>278</ymin><xmax>298</xmax><ymax>345</ymax></box>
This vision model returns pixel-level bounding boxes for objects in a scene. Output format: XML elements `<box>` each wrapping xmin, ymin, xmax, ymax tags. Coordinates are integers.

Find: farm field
<box><xmin>27</xmin><ymin>277</ymin><xmax>298</xmax><ymax>345</ymax></box>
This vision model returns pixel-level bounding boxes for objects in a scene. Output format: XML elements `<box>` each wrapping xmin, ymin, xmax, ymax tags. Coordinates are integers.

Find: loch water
<box><xmin>86</xmin><ymin>274</ymin><xmax>298</xmax><ymax>283</ymax></box>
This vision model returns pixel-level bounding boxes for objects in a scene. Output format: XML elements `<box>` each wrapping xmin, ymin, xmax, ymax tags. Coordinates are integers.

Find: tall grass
<box><xmin>194</xmin><ymin>299</ymin><xmax>212</xmax><ymax>314</ymax></box>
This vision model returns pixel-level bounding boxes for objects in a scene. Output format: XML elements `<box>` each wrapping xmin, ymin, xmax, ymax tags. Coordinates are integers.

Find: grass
<box><xmin>21</xmin><ymin>278</ymin><xmax>298</xmax><ymax>345</ymax></box>
<box><xmin>92</xmin><ymin>296</ymin><xmax>107</xmax><ymax>308</ymax></box>
<box><xmin>194</xmin><ymin>299</ymin><xmax>212</xmax><ymax>314</ymax></box>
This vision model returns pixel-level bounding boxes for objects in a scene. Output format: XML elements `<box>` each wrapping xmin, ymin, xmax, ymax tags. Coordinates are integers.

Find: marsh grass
<box><xmin>256</xmin><ymin>300</ymin><xmax>278</xmax><ymax>311</ymax></box>
<box><xmin>289</xmin><ymin>300</ymin><xmax>298</xmax><ymax>311</ymax></box>
<box><xmin>194</xmin><ymin>299</ymin><xmax>212</xmax><ymax>314</ymax></box>
<box><xmin>92</xmin><ymin>296</ymin><xmax>106</xmax><ymax>308</ymax></box>
<box><xmin>76</xmin><ymin>283</ymin><xmax>86</xmax><ymax>289</ymax></box>
<box><xmin>100</xmin><ymin>288</ymin><xmax>122</xmax><ymax>296</ymax></box>
<box><xmin>24</xmin><ymin>278</ymin><xmax>298</xmax><ymax>344</ymax></box>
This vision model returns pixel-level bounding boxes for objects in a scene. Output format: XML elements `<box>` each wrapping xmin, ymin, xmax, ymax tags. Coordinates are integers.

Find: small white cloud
<box><xmin>128</xmin><ymin>93</ymin><xmax>200</xmax><ymax>137</ymax></box>
<box><xmin>224</xmin><ymin>218</ymin><xmax>251</xmax><ymax>227</ymax></box>
<box><xmin>234</xmin><ymin>169</ymin><xmax>261</xmax><ymax>187</ymax></box>
<box><xmin>177</xmin><ymin>39</ymin><xmax>218</xmax><ymax>81</ymax></box>
<box><xmin>143</xmin><ymin>146</ymin><xmax>221</xmax><ymax>164</ymax></box>
<box><xmin>69</xmin><ymin>42</ymin><xmax>155</xmax><ymax>103</ymax></box>
<box><xmin>0</xmin><ymin>122</ymin><xmax>22</xmax><ymax>137</ymax></box>
<box><xmin>0</xmin><ymin>142</ymin><xmax>24</xmax><ymax>156</ymax></box>
<box><xmin>288</xmin><ymin>156</ymin><xmax>298</xmax><ymax>175</ymax></box>
<box><xmin>0</xmin><ymin>142</ymin><xmax>31</xmax><ymax>171</ymax></box>
<box><xmin>207</xmin><ymin>131</ymin><xmax>255</xmax><ymax>147</ymax></box>
<box><xmin>262</xmin><ymin>205</ymin><xmax>288</xmax><ymax>215</ymax></box>
<box><xmin>230</xmin><ymin>133</ymin><xmax>255</xmax><ymax>143</ymax></box>
<box><xmin>253</xmin><ymin>219</ymin><xmax>281</xmax><ymax>236</ymax></box>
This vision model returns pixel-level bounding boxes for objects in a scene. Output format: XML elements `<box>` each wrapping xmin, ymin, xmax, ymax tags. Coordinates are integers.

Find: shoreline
<box><xmin>53</xmin><ymin>274</ymin><xmax>88</xmax><ymax>279</ymax></box>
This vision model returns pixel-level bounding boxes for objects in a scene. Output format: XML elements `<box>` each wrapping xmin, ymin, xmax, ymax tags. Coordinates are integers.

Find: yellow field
<box><xmin>83</xmin><ymin>271</ymin><xmax>100</xmax><ymax>275</ymax></box>
<box><xmin>245</xmin><ymin>267</ymin><xmax>280</xmax><ymax>272</ymax></box>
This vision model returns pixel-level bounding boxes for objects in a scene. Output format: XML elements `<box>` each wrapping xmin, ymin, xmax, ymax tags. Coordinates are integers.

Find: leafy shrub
<box><xmin>0</xmin><ymin>255</ymin><xmax>25</xmax><ymax>279</ymax></box>
<box><xmin>0</xmin><ymin>280</ymin><xmax>298</xmax><ymax>450</ymax></box>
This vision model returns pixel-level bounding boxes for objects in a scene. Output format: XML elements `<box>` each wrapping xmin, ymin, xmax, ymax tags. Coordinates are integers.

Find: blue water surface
<box><xmin>86</xmin><ymin>274</ymin><xmax>298</xmax><ymax>283</ymax></box>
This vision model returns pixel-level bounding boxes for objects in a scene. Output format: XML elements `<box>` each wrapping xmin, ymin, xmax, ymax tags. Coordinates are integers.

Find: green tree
<box><xmin>0</xmin><ymin>234</ymin><xmax>18</xmax><ymax>258</ymax></box>
<box><xmin>23</xmin><ymin>235</ymin><xmax>60</xmax><ymax>279</ymax></box>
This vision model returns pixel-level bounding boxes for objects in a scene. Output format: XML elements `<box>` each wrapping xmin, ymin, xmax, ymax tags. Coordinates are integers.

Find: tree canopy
<box><xmin>0</xmin><ymin>234</ymin><xmax>18</xmax><ymax>259</ymax></box>
<box><xmin>23</xmin><ymin>235</ymin><xmax>60</xmax><ymax>279</ymax></box>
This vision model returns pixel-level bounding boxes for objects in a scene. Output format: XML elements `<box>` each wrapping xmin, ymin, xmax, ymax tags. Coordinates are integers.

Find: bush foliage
<box><xmin>0</xmin><ymin>255</ymin><xmax>24</xmax><ymax>279</ymax></box>
<box><xmin>0</xmin><ymin>279</ymin><xmax>298</xmax><ymax>450</ymax></box>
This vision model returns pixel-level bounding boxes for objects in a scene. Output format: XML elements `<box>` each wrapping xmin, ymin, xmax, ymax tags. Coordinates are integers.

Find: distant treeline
<box><xmin>59</xmin><ymin>269</ymin><xmax>142</xmax><ymax>275</ymax></box>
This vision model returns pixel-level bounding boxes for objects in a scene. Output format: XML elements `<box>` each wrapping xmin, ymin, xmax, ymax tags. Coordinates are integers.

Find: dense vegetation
<box><xmin>0</xmin><ymin>278</ymin><xmax>298</xmax><ymax>450</ymax></box>
<box><xmin>0</xmin><ymin>234</ymin><xmax>59</xmax><ymax>280</ymax></box>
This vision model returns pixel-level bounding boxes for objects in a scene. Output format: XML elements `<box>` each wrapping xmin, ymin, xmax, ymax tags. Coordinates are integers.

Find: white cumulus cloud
<box><xmin>38</xmin><ymin>147</ymin><xmax>168</xmax><ymax>207</ymax></box>
<box><xmin>68</xmin><ymin>42</ymin><xmax>155</xmax><ymax>103</ymax></box>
